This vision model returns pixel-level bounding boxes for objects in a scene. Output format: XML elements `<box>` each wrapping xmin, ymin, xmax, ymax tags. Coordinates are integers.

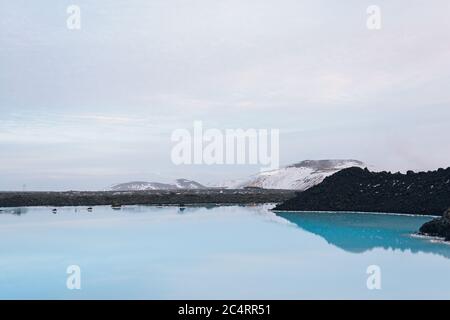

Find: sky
<box><xmin>1</xmin><ymin>0</ymin><xmax>450</xmax><ymax>190</ymax></box>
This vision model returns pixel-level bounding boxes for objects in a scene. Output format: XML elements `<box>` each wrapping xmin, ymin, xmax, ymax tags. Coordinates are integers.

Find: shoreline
<box><xmin>272</xmin><ymin>209</ymin><xmax>440</xmax><ymax>218</ymax></box>
<box><xmin>0</xmin><ymin>189</ymin><xmax>296</xmax><ymax>208</ymax></box>
<box><xmin>410</xmin><ymin>233</ymin><xmax>450</xmax><ymax>245</ymax></box>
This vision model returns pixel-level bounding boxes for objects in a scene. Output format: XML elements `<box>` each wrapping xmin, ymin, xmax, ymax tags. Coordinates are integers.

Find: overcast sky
<box><xmin>1</xmin><ymin>0</ymin><xmax>450</xmax><ymax>190</ymax></box>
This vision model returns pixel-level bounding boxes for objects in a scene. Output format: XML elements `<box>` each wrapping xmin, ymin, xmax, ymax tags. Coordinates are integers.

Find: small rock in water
<box><xmin>419</xmin><ymin>208</ymin><xmax>450</xmax><ymax>241</ymax></box>
<box><xmin>444</xmin><ymin>209</ymin><xmax>450</xmax><ymax>220</ymax></box>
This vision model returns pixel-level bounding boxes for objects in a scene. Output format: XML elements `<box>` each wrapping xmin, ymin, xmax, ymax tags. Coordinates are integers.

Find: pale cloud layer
<box><xmin>1</xmin><ymin>0</ymin><xmax>450</xmax><ymax>190</ymax></box>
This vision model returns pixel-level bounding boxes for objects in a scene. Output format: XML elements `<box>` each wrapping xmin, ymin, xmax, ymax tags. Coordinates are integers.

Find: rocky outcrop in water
<box><xmin>419</xmin><ymin>208</ymin><xmax>450</xmax><ymax>240</ymax></box>
<box><xmin>273</xmin><ymin>167</ymin><xmax>450</xmax><ymax>216</ymax></box>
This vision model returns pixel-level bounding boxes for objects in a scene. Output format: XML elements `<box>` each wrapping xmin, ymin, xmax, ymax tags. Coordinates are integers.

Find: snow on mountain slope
<box><xmin>222</xmin><ymin>160</ymin><xmax>366</xmax><ymax>190</ymax></box>
<box><xmin>173</xmin><ymin>178</ymin><xmax>206</xmax><ymax>189</ymax></box>
<box><xmin>110</xmin><ymin>179</ymin><xmax>206</xmax><ymax>191</ymax></box>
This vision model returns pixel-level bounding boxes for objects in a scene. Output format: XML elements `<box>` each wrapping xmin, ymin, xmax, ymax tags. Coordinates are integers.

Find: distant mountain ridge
<box><xmin>111</xmin><ymin>160</ymin><xmax>366</xmax><ymax>191</ymax></box>
<box><xmin>274</xmin><ymin>167</ymin><xmax>450</xmax><ymax>215</ymax></box>
<box><xmin>219</xmin><ymin>159</ymin><xmax>366</xmax><ymax>190</ymax></box>
<box><xmin>110</xmin><ymin>179</ymin><xmax>206</xmax><ymax>191</ymax></box>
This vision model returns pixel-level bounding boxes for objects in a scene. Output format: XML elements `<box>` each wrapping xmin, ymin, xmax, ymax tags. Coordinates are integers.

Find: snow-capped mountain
<box><xmin>110</xmin><ymin>179</ymin><xmax>206</xmax><ymax>191</ymax></box>
<box><xmin>220</xmin><ymin>159</ymin><xmax>367</xmax><ymax>190</ymax></box>
<box><xmin>173</xmin><ymin>179</ymin><xmax>206</xmax><ymax>189</ymax></box>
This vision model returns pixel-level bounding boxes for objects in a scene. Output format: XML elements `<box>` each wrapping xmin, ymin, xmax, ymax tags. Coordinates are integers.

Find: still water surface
<box><xmin>0</xmin><ymin>205</ymin><xmax>449</xmax><ymax>299</ymax></box>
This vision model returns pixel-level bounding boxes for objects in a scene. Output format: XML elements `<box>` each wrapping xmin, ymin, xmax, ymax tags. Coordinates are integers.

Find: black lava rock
<box><xmin>273</xmin><ymin>167</ymin><xmax>450</xmax><ymax>216</ymax></box>
<box><xmin>0</xmin><ymin>189</ymin><xmax>296</xmax><ymax>208</ymax></box>
<box><xmin>419</xmin><ymin>208</ymin><xmax>450</xmax><ymax>241</ymax></box>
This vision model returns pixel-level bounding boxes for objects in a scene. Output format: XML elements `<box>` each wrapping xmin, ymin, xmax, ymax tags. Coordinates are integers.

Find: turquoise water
<box><xmin>0</xmin><ymin>205</ymin><xmax>449</xmax><ymax>299</ymax></box>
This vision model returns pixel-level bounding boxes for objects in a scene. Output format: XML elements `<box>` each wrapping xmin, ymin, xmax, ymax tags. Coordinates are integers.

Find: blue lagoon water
<box><xmin>0</xmin><ymin>205</ymin><xmax>449</xmax><ymax>299</ymax></box>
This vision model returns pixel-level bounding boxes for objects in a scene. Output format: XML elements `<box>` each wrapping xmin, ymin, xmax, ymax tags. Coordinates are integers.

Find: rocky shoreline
<box><xmin>274</xmin><ymin>167</ymin><xmax>450</xmax><ymax>216</ymax></box>
<box><xmin>0</xmin><ymin>189</ymin><xmax>296</xmax><ymax>208</ymax></box>
<box><xmin>419</xmin><ymin>208</ymin><xmax>450</xmax><ymax>241</ymax></box>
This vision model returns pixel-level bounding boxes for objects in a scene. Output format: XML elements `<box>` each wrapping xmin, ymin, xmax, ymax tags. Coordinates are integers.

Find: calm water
<box><xmin>1</xmin><ymin>205</ymin><xmax>449</xmax><ymax>299</ymax></box>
